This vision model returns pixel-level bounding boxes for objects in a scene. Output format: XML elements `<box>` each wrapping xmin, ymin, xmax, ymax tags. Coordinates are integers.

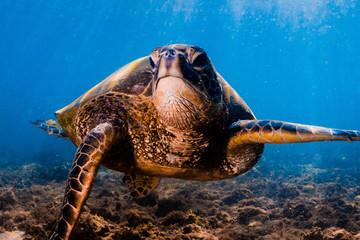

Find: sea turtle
<box><xmin>32</xmin><ymin>44</ymin><xmax>360</xmax><ymax>240</ymax></box>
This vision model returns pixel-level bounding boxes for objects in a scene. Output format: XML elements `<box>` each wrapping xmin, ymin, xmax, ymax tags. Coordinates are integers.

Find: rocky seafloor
<box><xmin>1</xmin><ymin>150</ymin><xmax>360</xmax><ymax>240</ymax></box>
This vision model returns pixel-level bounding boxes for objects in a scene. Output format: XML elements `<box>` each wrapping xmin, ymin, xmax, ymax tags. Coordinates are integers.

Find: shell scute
<box><xmin>55</xmin><ymin>57</ymin><xmax>152</xmax><ymax>140</ymax></box>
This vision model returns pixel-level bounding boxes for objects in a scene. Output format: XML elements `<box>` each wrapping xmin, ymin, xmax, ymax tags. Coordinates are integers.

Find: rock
<box><xmin>248</xmin><ymin>221</ymin><xmax>263</xmax><ymax>227</ymax></box>
<box><xmin>302</xmin><ymin>226</ymin><xmax>323</xmax><ymax>240</ymax></box>
<box><xmin>133</xmin><ymin>192</ymin><xmax>158</xmax><ymax>207</ymax></box>
<box><xmin>301</xmin><ymin>184</ymin><xmax>316</xmax><ymax>194</ymax></box>
<box><xmin>112</xmin><ymin>228</ymin><xmax>142</xmax><ymax>240</ymax></box>
<box><xmin>0</xmin><ymin>211</ymin><xmax>15</xmax><ymax>232</ymax></box>
<box><xmin>125</xmin><ymin>209</ymin><xmax>152</xmax><ymax>227</ymax></box>
<box><xmin>195</xmin><ymin>190</ymin><xmax>218</xmax><ymax>200</ymax></box>
<box><xmin>25</xmin><ymin>225</ymin><xmax>47</xmax><ymax>239</ymax></box>
<box><xmin>283</xmin><ymin>202</ymin><xmax>312</xmax><ymax>220</ymax></box>
<box><xmin>323</xmin><ymin>227</ymin><xmax>355</xmax><ymax>240</ymax></box>
<box><xmin>277</xmin><ymin>185</ymin><xmax>300</xmax><ymax>200</ymax></box>
<box><xmin>0</xmin><ymin>231</ymin><xmax>25</xmax><ymax>240</ymax></box>
<box><xmin>0</xmin><ymin>189</ymin><xmax>17</xmax><ymax>211</ymax></box>
<box><xmin>71</xmin><ymin>212</ymin><xmax>112</xmax><ymax>240</ymax></box>
<box><xmin>162</xmin><ymin>211</ymin><xmax>186</xmax><ymax>226</ymax></box>
<box><xmin>222</xmin><ymin>188</ymin><xmax>254</xmax><ymax>205</ymax></box>
<box><xmin>237</xmin><ymin>206</ymin><xmax>268</xmax><ymax>225</ymax></box>
<box><xmin>155</xmin><ymin>198</ymin><xmax>186</xmax><ymax>217</ymax></box>
<box><xmin>183</xmin><ymin>224</ymin><xmax>202</xmax><ymax>234</ymax></box>
<box><xmin>216</xmin><ymin>211</ymin><xmax>230</xmax><ymax>222</ymax></box>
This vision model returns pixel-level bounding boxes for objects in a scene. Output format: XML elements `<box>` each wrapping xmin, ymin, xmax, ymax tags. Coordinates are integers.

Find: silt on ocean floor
<box><xmin>1</xmin><ymin>154</ymin><xmax>360</xmax><ymax>239</ymax></box>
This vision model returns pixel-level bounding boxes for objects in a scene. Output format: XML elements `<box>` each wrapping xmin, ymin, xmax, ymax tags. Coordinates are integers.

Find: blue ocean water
<box><xmin>0</xmin><ymin>0</ymin><xmax>359</xmax><ymax>168</ymax></box>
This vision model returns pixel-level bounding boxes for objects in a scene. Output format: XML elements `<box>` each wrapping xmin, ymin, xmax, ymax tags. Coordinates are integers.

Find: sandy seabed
<box><xmin>1</xmin><ymin>154</ymin><xmax>360</xmax><ymax>240</ymax></box>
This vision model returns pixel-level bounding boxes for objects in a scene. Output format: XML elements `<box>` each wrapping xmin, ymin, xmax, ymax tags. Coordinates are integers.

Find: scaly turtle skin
<box><xmin>32</xmin><ymin>44</ymin><xmax>360</xmax><ymax>240</ymax></box>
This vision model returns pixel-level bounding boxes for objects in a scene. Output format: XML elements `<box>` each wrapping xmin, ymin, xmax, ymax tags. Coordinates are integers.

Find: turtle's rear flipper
<box><xmin>47</xmin><ymin>122</ymin><xmax>124</xmax><ymax>240</ymax></box>
<box><xmin>31</xmin><ymin>119</ymin><xmax>68</xmax><ymax>139</ymax></box>
<box><xmin>122</xmin><ymin>174</ymin><xmax>161</xmax><ymax>198</ymax></box>
<box><xmin>229</xmin><ymin>120</ymin><xmax>360</xmax><ymax>144</ymax></box>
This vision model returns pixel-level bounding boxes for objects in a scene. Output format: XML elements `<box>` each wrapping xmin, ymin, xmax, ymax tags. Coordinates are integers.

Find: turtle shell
<box><xmin>55</xmin><ymin>54</ymin><xmax>255</xmax><ymax>145</ymax></box>
<box><xmin>55</xmin><ymin>56</ymin><xmax>152</xmax><ymax>142</ymax></box>
<box><xmin>216</xmin><ymin>73</ymin><xmax>256</xmax><ymax>124</ymax></box>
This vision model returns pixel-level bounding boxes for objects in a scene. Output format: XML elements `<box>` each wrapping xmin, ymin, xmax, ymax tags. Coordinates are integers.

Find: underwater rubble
<box><xmin>0</xmin><ymin>154</ymin><xmax>360</xmax><ymax>240</ymax></box>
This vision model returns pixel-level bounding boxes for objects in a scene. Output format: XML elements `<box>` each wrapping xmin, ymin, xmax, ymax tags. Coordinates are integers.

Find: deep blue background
<box><xmin>1</xmin><ymin>1</ymin><xmax>359</xmax><ymax>168</ymax></box>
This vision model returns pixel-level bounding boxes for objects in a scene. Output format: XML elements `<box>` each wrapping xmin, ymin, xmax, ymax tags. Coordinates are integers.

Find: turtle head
<box><xmin>149</xmin><ymin>44</ymin><xmax>224</xmax><ymax>130</ymax></box>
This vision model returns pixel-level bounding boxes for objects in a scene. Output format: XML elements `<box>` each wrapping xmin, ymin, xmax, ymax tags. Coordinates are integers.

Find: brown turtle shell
<box><xmin>55</xmin><ymin>55</ymin><xmax>255</xmax><ymax>146</ymax></box>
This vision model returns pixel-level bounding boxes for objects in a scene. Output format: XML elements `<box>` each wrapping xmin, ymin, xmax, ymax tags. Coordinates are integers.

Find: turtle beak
<box><xmin>156</xmin><ymin>49</ymin><xmax>185</xmax><ymax>80</ymax></box>
<box><xmin>153</xmin><ymin>49</ymin><xmax>200</xmax><ymax>91</ymax></box>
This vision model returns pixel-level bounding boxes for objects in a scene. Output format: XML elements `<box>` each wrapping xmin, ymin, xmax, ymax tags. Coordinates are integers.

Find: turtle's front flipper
<box><xmin>47</xmin><ymin>122</ymin><xmax>123</xmax><ymax>240</ymax></box>
<box><xmin>31</xmin><ymin>119</ymin><xmax>68</xmax><ymax>139</ymax></box>
<box><xmin>229</xmin><ymin>120</ymin><xmax>360</xmax><ymax>145</ymax></box>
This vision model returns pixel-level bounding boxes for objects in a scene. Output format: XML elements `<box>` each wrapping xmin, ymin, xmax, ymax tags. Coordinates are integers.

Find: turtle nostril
<box><xmin>165</xmin><ymin>49</ymin><xmax>176</xmax><ymax>58</ymax></box>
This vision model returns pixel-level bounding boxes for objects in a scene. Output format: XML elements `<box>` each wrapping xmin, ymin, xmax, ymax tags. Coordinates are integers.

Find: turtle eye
<box><xmin>149</xmin><ymin>57</ymin><xmax>156</xmax><ymax>69</ymax></box>
<box><xmin>192</xmin><ymin>53</ymin><xmax>208</xmax><ymax>68</ymax></box>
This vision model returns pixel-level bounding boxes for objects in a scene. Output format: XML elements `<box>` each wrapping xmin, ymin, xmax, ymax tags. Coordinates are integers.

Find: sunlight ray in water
<box><xmin>227</xmin><ymin>0</ymin><xmax>355</xmax><ymax>28</ymax></box>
